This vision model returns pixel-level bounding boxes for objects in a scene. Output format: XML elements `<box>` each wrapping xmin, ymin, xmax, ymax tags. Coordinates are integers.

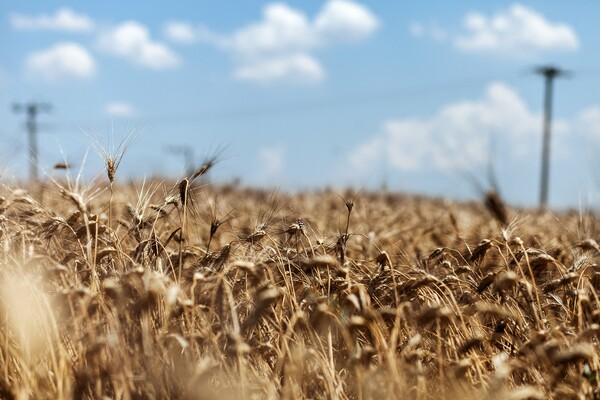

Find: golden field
<box><xmin>1</xmin><ymin>166</ymin><xmax>599</xmax><ymax>399</ymax></box>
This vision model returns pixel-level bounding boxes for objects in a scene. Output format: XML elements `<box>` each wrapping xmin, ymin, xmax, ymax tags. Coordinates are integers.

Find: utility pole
<box><xmin>12</xmin><ymin>101</ymin><xmax>51</xmax><ymax>182</ymax></box>
<box><xmin>165</xmin><ymin>145</ymin><xmax>195</xmax><ymax>177</ymax></box>
<box><xmin>534</xmin><ymin>65</ymin><xmax>569</xmax><ymax>208</ymax></box>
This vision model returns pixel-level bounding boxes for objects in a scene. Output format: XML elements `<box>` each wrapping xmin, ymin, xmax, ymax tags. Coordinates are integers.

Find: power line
<box><xmin>43</xmin><ymin>72</ymin><xmax>525</xmax><ymax>129</ymax></box>
<box><xmin>12</xmin><ymin>101</ymin><xmax>52</xmax><ymax>181</ymax></box>
<box><xmin>11</xmin><ymin>67</ymin><xmax>600</xmax><ymax>134</ymax></box>
<box><xmin>534</xmin><ymin>65</ymin><xmax>571</xmax><ymax>208</ymax></box>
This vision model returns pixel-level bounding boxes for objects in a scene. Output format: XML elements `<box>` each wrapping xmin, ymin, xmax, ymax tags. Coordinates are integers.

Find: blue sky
<box><xmin>1</xmin><ymin>1</ymin><xmax>600</xmax><ymax>208</ymax></box>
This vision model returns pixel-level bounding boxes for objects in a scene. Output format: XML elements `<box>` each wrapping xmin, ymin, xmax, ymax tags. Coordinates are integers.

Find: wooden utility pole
<box><xmin>534</xmin><ymin>66</ymin><xmax>569</xmax><ymax>208</ymax></box>
<box><xmin>166</xmin><ymin>145</ymin><xmax>195</xmax><ymax>177</ymax></box>
<box><xmin>12</xmin><ymin>101</ymin><xmax>51</xmax><ymax>182</ymax></box>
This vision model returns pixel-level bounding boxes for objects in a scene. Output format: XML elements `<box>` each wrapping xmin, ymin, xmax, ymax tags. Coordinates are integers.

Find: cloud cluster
<box><xmin>97</xmin><ymin>21</ymin><xmax>180</xmax><ymax>70</ymax></box>
<box><xmin>10</xmin><ymin>8</ymin><xmax>94</xmax><ymax>32</ymax></box>
<box><xmin>455</xmin><ymin>4</ymin><xmax>579</xmax><ymax>56</ymax></box>
<box><xmin>411</xmin><ymin>4</ymin><xmax>578</xmax><ymax>57</ymax></box>
<box><xmin>164</xmin><ymin>0</ymin><xmax>379</xmax><ymax>84</ymax></box>
<box><xmin>26</xmin><ymin>42</ymin><xmax>95</xmax><ymax>83</ymax></box>
<box><xmin>12</xmin><ymin>8</ymin><xmax>180</xmax><ymax>84</ymax></box>
<box><xmin>348</xmin><ymin>83</ymin><xmax>542</xmax><ymax>174</ymax></box>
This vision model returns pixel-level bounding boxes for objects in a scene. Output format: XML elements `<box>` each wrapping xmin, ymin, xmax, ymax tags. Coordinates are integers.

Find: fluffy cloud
<box><xmin>163</xmin><ymin>22</ymin><xmax>226</xmax><ymax>47</ymax></box>
<box><xmin>10</xmin><ymin>8</ymin><xmax>94</xmax><ymax>32</ymax></box>
<box><xmin>26</xmin><ymin>42</ymin><xmax>95</xmax><ymax>83</ymax></box>
<box><xmin>454</xmin><ymin>4</ymin><xmax>579</xmax><ymax>56</ymax></box>
<box><xmin>348</xmin><ymin>83</ymin><xmax>542</xmax><ymax>174</ymax></box>
<box><xmin>314</xmin><ymin>0</ymin><xmax>380</xmax><ymax>42</ymax></box>
<box><xmin>98</xmin><ymin>21</ymin><xmax>180</xmax><ymax>70</ymax></box>
<box><xmin>163</xmin><ymin>21</ymin><xmax>197</xmax><ymax>44</ymax></box>
<box><xmin>234</xmin><ymin>53</ymin><xmax>324</xmax><ymax>84</ymax></box>
<box><xmin>105</xmin><ymin>101</ymin><xmax>136</xmax><ymax>117</ymax></box>
<box><xmin>164</xmin><ymin>0</ymin><xmax>378</xmax><ymax>83</ymax></box>
<box><xmin>225</xmin><ymin>3</ymin><xmax>315</xmax><ymax>57</ymax></box>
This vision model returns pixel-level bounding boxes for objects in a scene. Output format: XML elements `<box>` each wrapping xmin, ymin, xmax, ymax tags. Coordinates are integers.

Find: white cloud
<box><xmin>105</xmin><ymin>101</ymin><xmax>136</xmax><ymax>117</ymax></box>
<box><xmin>454</xmin><ymin>4</ymin><xmax>579</xmax><ymax>56</ymax></box>
<box><xmin>163</xmin><ymin>22</ymin><xmax>226</xmax><ymax>47</ymax></box>
<box><xmin>163</xmin><ymin>21</ymin><xmax>197</xmax><ymax>44</ymax></box>
<box><xmin>164</xmin><ymin>0</ymin><xmax>378</xmax><ymax>83</ymax></box>
<box><xmin>259</xmin><ymin>145</ymin><xmax>285</xmax><ymax>178</ymax></box>
<box><xmin>10</xmin><ymin>8</ymin><xmax>94</xmax><ymax>32</ymax></box>
<box><xmin>314</xmin><ymin>0</ymin><xmax>380</xmax><ymax>42</ymax></box>
<box><xmin>348</xmin><ymin>83</ymin><xmax>543</xmax><ymax>174</ymax></box>
<box><xmin>227</xmin><ymin>3</ymin><xmax>315</xmax><ymax>57</ymax></box>
<box><xmin>235</xmin><ymin>53</ymin><xmax>324</xmax><ymax>84</ymax></box>
<box><xmin>26</xmin><ymin>42</ymin><xmax>95</xmax><ymax>83</ymax></box>
<box><xmin>98</xmin><ymin>21</ymin><xmax>180</xmax><ymax>69</ymax></box>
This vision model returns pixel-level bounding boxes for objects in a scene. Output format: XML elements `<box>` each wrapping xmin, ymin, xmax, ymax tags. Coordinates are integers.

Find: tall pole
<box><xmin>535</xmin><ymin>66</ymin><xmax>569</xmax><ymax>208</ymax></box>
<box><xmin>12</xmin><ymin>101</ymin><xmax>51</xmax><ymax>182</ymax></box>
<box><xmin>166</xmin><ymin>145</ymin><xmax>195</xmax><ymax>177</ymax></box>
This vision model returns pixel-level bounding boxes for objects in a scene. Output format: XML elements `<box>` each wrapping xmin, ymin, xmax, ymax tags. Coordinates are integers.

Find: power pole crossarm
<box><xmin>165</xmin><ymin>145</ymin><xmax>195</xmax><ymax>177</ymax></box>
<box><xmin>12</xmin><ymin>101</ymin><xmax>52</xmax><ymax>182</ymax></box>
<box><xmin>534</xmin><ymin>66</ymin><xmax>570</xmax><ymax>209</ymax></box>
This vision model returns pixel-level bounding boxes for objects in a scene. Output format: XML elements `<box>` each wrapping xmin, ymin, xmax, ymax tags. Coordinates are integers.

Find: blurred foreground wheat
<box><xmin>0</xmin><ymin>176</ymin><xmax>599</xmax><ymax>399</ymax></box>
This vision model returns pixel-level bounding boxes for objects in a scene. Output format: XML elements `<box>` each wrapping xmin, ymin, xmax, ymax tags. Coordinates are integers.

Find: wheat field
<box><xmin>0</xmin><ymin>158</ymin><xmax>599</xmax><ymax>399</ymax></box>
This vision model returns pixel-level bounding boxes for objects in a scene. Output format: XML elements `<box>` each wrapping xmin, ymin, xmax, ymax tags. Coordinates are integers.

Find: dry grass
<box><xmin>1</xmin><ymin>174</ymin><xmax>600</xmax><ymax>399</ymax></box>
